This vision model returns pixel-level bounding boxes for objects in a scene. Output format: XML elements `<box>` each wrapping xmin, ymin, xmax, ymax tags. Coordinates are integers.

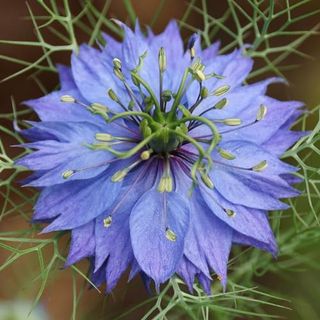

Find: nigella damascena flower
<box><xmin>17</xmin><ymin>21</ymin><xmax>304</xmax><ymax>293</ymax></box>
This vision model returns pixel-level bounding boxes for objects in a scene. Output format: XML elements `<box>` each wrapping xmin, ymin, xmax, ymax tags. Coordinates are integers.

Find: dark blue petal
<box><xmin>184</xmin><ymin>191</ymin><xmax>232</xmax><ymax>288</ymax></box>
<box><xmin>233</xmin><ymin>231</ymin><xmax>278</xmax><ymax>256</ymax></box>
<box><xmin>57</xmin><ymin>64</ymin><xmax>76</xmax><ymax>90</ymax></box>
<box><xmin>65</xmin><ymin>221</ymin><xmax>95</xmax><ymax>266</ymax></box>
<box><xmin>176</xmin><ymin>256</ymin><xmax>202</xmax><ymax>293</ymax></box>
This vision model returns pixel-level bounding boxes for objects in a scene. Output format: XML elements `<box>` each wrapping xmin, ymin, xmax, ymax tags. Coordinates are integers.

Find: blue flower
<box><xmin>17</xmin><ymin>21</ymin><xmax>304</xmax><ymax>293</ymax></box>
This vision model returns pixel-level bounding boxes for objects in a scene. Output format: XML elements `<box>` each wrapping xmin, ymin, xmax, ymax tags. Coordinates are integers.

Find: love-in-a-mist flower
<box><xmin>17</xmin><ymin>21</ymin><xmax>304</xmax><ymax>293</ymax></box>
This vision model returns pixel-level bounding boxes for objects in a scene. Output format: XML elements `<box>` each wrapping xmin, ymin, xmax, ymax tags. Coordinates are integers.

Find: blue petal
<box><xmin>36</xmin><ymin>164</ymin><xmax>125</xmax><ymax>231</ymax></box>
<box><xmin>183</xmin><ymin>191</ymin><xmax>232</xmax><ymax>287</ymax></box>
<box><xmin>71</xmin><ymin>44</ymin><xmax>127</xmax><ymax>112</ymax></box>
<box><xmin>189</xmin><ymin>78</ymin><xmax>283</xmax><ymax>132</ymax></box>
<box><xmin>213</xmin><ymin>140</ymin><xmax>297</xmax><ymax>175</ymax></box>
<box><xmin>200</xmin><ymin>186</ymin><xmax>277</xmax><ymax>247</ymax></box>
<box><xmin>223</xmin><ymin>98</ymin><xmax>303</xmax><ymax>144</ymax></box>
<box><xmin>91</xmin><ymin>261</ymin><xmax>106</xmax><ymax>287</ymax></box>
<box><xmin>117</xmin><ymin>21</ymin><xmax>149</xmax><ymax>70</ymax></box>
<box><xmin>262</xmin><ymin>109</ymin><xmax>306</xmax><ymax>156</ymax></box>
<box><xmin>16</xmin><ymin>141</ymin><xmax>86</xmax><ymax>171</ymax></box>
<box><xmin>94</xmin><ymin>161</ymin><xmax>160</xmax><ymax>290</ymax></box>
<box><xmin>197</xmin><ymin>272</ymin><xmax>212</xmax><ymax>295</ymax></box>
<box><xmin>57</xmin><ymin>64</ymin><xmax>76</xmax><ymax>90</ymax></box>
<box><xmin>210</xmin><ymin>167</ymin><xmax>298</xmax><ymax>210</ymax></box>
<box><xmin>94</xmin><ymin>161</ymin><xmax>159</xmax><ymax>269</ymax></box>
<box><xmin>94</xmin><ymin>200</ymin><xmax>134</xmax><ymax>292</ymax></box>
<box><xmin>130</xmin><ymin>190</ymin><xmax>190</xmax><ymax>285</ymax></box>
<box><xmin>233</xmin><ymin>231</ymin><xmax>278</xmax><ymax>256</ymax></box>
<box><xmin>101</xmin><ymin>33</ymin><xmax>122</xmax><ymax>60</ymax></box>
<box><xmin>201</xmin><ymin>41</ymin><xmax>220</xmax><ymax>62</ymax></box>
<box><xmin>26</xmin><ymin>149</ymin><xmax>113</xmax><ymax>187</ymax></box>
<box><xmin>24</xmin><ymin>89</ymin><xmax>101</xmax><ymax>123</ymax></box>
<box><xmin>186</xmin><ymin>50</ymin><xmax>253</xmax><ymax>108</ymax></box>
<box><xmin>65</xmin><ymin>221</ymin><xmax>95</xmax><ymax>266</ymax></box>
<box><xmin>150</xmin><ymin>20</ymin><xmax>184</xmax><ymax>69</ymax></box>
<box><xmin>176</xmin><ymin>256</ymin><xmax>202</xmax><ymax>293</ymax></box>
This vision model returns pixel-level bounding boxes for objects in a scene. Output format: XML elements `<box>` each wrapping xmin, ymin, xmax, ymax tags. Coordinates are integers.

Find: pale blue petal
<box><xmin>130</xmin><ymin>190</ymin><xmax>190</xmax><ymax>285</ymax></box>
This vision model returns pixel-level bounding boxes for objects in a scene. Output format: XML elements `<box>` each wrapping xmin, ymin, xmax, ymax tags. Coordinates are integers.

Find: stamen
<box><xmin>222</xmin><ymin>118</ymin><xmax>242</xmax><ymax>126</ymax></box>
<box><xmin>201</xmin><ymin>173</ymin><xmax>214</xmax><ymax>189</ymax></box>
<box><xmin>256</xmin><ymin>104</ymin><xmax>267</xmax><ymax>121</ymax></box>
<box><xmin>217</xmin><ymin>147</ymin><xmax>236</xmax><ymax>160</ymax></box>
<box><xmin>89</xmin><ymin>103</ymin><xmax>109</xmax><ymax>113</ymax></box>
<box><xmin>195</xmin><ymin>69</ymin><xmax>206</xmax><ymax>82</ymax></box>
<box><xmin>158</xmin><ymin>176</ymin><xmax>173</xmax><ymax>192</ymax></box>
<box><xmin>212</xmin><ymin>85</ymin><xmax>230</xmax><ymax>96</ymax></box>
<box><xmin>225</xmin><ymin>209</ymin><xmax>236</xmax><ymax>217</ymax></box>
<box><xmin>111</xmin><ymin>169</ymin><xmax>129</xmax><ymax>182</ymax></box>
<box><xmin>158</xmin><ymin>159</ymin><xmax>173</xmax><ymax>193</ymax></box>
<box><xmin>213</xmin><ymin>158</ymin><xmax>268</xmax><ymax>172</ymax></box>
<box><xmin>210</xmin><ymin>105</ymin><xmax>268</xmax><ymax>135</ymax></box>
<box><xmin>158</xmin><ymin>47</ymin><xmax>166</xmax><ymax>111</ymax></box>
<box><xmin>95</xmin><ymin>133</ymin><xmax>113</xmax><ymax>142</ymax></box>
<box><xmin>158</xmin><ymin>47</ymin><xmax>167</xmax><ymax>73</ymax></box>
<box><xmin>197</xmin><ymin>98</ymin><xmax>228</xmax><ymax>118</ymax></box>
<box><xmin>190</xmin><ymin>47</ymin><xmax>196</xmax><ymax>59</ymax></box>
<box><xmin>252</xmin><ymin>160</ymin><xmax>268</xmax><ymax>172</ymax></box>
<box><xmin>200</xmin><ymin>185</ymin><xmax>237</xmax><ymax>219</ymax></box>
<box><xmin>113</xmin><ymin>67</ymin><xmax>125</xmax><ymax>81</ymax></box>
<box><xmin>60</xmin><ymin>95</ymin><xmax>76</xmax><ymax>103</ymax></box>
<box><xmin>205</xmin><ymin>72</ymin><xmax>224</xmax><ymax>80</ymax></box>
<box><xmin>103</xmin><ymin>215</ymin><xmax>112</xmax><ymax>228</ymax></box>
<box><xmin>108</xmin><ymin>89</ymin><xmax>119</xmax><ymax>103</ymax></box>
<box><xmin>165</xmin><ymin>227</ymin><xmax>177</xmax><ymax>241</ymax></box>
<box><xmin>111</xmin><ymin>159</ymin><xmax>143</xmax><ymax>182</ymax></box>
<box><xmin>214</xmin><ymin>98</ymin><xmax>228</xmax><ymax>110</ymax></box>
<box><xmin>62</xmin><ymin>169</ymin><xmax>75</xmax><ymax>179</ymax></box>
<box><xmin>113</xmin><ymin>58</ymin><xmax>122</xmax><ymax>70</ymax></box>
<box><xmin>187</xmin><ymin>34</ymin><xmax>198</xmax><ymax>59</ymax></box>
<box><xmin>140</xmin><ymin>149</ymin><xmax>153</xmax><ymax>160</ymax></box>
<box><xmin>112</xmin><ymin>57</ymin><xmax>145</xmax><ymax>113</ymax></box>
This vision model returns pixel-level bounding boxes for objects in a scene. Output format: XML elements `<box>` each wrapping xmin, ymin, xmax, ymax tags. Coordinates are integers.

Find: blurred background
<box><xmin>0</xmin><ymin>1</ymin><xmax>320</xmax><ymax>319</ymax></box>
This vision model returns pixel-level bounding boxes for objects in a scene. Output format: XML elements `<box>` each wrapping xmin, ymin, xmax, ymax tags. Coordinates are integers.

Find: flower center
<box><xmin>60</xmin><ymin>44</ymin><xmax>268</xmax><ymax>188</ymax></box>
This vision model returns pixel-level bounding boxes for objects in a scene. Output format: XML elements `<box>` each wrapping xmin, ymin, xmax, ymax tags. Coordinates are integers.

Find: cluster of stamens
<box><xmin>60</xmin><ymin>42</ymin><xmax>268</xmax><ymax>239</ymax></box>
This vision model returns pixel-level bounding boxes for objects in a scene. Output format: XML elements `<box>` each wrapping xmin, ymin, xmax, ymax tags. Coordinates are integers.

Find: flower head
<box><xmin>17</xmin><ymin>21</ymin><xmax>304</xmax><ymax>293</ymax></box>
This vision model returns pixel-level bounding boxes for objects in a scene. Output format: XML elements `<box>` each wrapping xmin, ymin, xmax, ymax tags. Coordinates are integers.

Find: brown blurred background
<box><xmin>0</xmin><ymin>1</ymin><xmax>320</xmax><ymax>319</ymax></box>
